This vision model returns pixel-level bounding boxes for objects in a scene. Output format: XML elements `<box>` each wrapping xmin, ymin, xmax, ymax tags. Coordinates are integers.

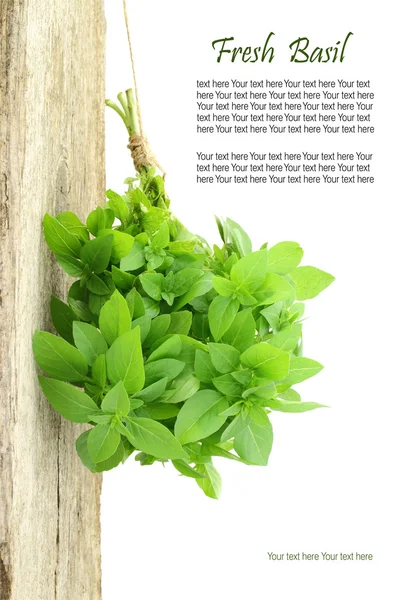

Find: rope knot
<box><xmin>128</xmin><ymin>134</ymin><xmax>165</xmax><ymax>176</ymax></box>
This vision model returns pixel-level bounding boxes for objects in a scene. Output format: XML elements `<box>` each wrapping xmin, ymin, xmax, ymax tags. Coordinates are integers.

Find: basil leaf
<box><xmin>143</xmin><ymin>314</ymin><xmax>171</xmax><ymax>347</ymax></box>
<box><xmin>55</xmin><ymin>254</ymin><xmax>85</xmax><ymax>277</ymax></box>
<box><xmin>131</xmin><ymin>314</ymin><xmax>152</xmax><ymax>343</ymax></box>
<box><xmin>212</xmin><ymin>276</ymin><xmax>238</xmax><ymax>297</ymax></box>
<box><xmin>172</xmin><ymin>272</ymin><xmax>213</xmax><ymax>311</ymax></box>
<box><xmin>50</xmin><ymin>296</ymin><xmax>77</xmax><ymax>344</ymax></box>
<box><xmin>167</xmin><ymin>311</ymin><xmax>192</xmax><ymax>336</ymax></box>
<box><xmin>208</xmin><ymin>295</ymin><xmax>239</xmax><ymax>341</ymax></box>
<box><xmin>234</xmin><ymin>419</ymin><xmax>273</xmax><ymax>466</ymax></box>
<box><xmin>208</xmin><ymin>343</ymin><xmax>240</xmax><ymax>374</ymax></box>
<box><xmin>87</xmin><ymin>424</ymin><xmax>121</xmax><ymax>463</ymax></box>
<box><xmin>126</xmin><ymin>288</ymin><xmax>145</xmax><ymax>319</ymax></box>
<box><xmin>120</xmin><ymin>242</ymin><xmax>145</xmax><ymax>271</ymax></box>
<box><xmin>123</xmin><ymin>417</ymin><xmax>188</xmax><ymax>460</ymax></box>
<box><xmin>213</xmin><ymin>374</ymin><xmax>243</xmax><ymax>398</ymax></box>
<box><xmin>106</xmin><ymin>326</ymin><xmax>145</xmax><ymax>394</ymax></box>
<box><xmin>224</xmin><ymin>218</ymin><xmax>252</xmax><ymax>256</ymax></box>
<box><xmin>106</xmin><ymin>189</ymin><xmax>129</xmax><ymax>223</ymax></box>
<box><xmin>230</xmin><ymin>250</ymin><xmax>268</xmax><ymax>292</ymax></box>
<box><xmin>101</xmin><ymin>381</ymin><xmax>130</xmax><ymax>416</ymax></box>
<box><xmin>43</xmin><ymin>213</ymin><xmax>82</xmax><ymax>258</ymax></box>
<box><xmin>86</xmin><ymin>206</ymin><xmax>115</xmax><ymax>236</ymax></box>
<box><xmin>267</xmin><ymin>323</ymin><xmax>302</xmax><ymax>353</ymax></box>
<box><xmin>132</xmin><ymin>377</ymin><xmax>168</xmax><ymax>404</ymax></box>
<box><xmin>39</xmin><ymin>376</ymin><xmax>97</xmax><ymax>422</ymax></box>
<box><xmin>140</xmin><ymin>273</ymin><xmax>165</xmax><ymax>301</ymax></box>
<box><xmin>221</xmin><ymin>308</ymin><xmax>256</xmax><ymax>353</ymax></box>
<box><xmin>147</xmin><ymin>335</ymin><xmax>182</xmax><ymax>362</ymax></box>
<box><xmin>33</xmin><ymin>331</ymin><xmax>88</xmax><ymax>382</ymax></box>
<box><xmin>138</xmin><ymin>403</ymin><xmax>179</xmax><ymax>420</ymax></box>
<box><xmin>290</xmin><ymin>266</ymin><xmax>335</xmax><ymax>300</ymax></box>
<box><xmin>195</xmin><ymin>462</ymin><xmax>222</xmax><ymax>499</ymax></box>
<box><xmin>240</xmin><ymin>343</ymin><xmax>290</xmax><ymax>380</ymax></box>
<box><xmin>73</xmin><ymin>322</ymin><xmax>108</xmax><ymax>366</ymax></box>
<box><xmin>92</xmin><ymin>354</ymin><xmax>106</xmax><ymax>390</ymax></box>
<box><xmin>162</xmin><ymin>374</ymin><xmax>200</xmax><ymax>404</ymax></box>
<box><xmin>267</xmin><ymin>242</ymin><xmax>303</xmax><ymax>275</ymax></box>
<box><xmin>99</xmin><ymin>290</ymin><xmax>131</xmax><ymax>346</ymax></box>
<box><xmin>144</xmin><ymin>359</ymin><xmax>185</xmax><ymax>386</ymax></box>
<box><xmin>174</xmin><ymin>390</ymin><xmax>228</xmax><ymax>444</ymax></box>
<box><xmin>56</xmin><ymin>211</ymin><xmax>89</xmax><ymax>243</ymax></box>
<box><xmin>266</xmin><ymin>399</ymin><xmax>327</xmax><ymax>412</ymax></box>
<box><xmin>172</xmin><ymin>460</ymin><xmax>207</xmax><ymax>479</ymax></box>
<box><xmin>280</xmin><ymin>357</ymin><xmax>323</xmax><ymax>386</ymax></box>
<box><xmin>97</xmin><ymin>229</ymin><xmax>134</xmax><ymax>263</ymax></box>
<box><xmin>194</xmin><ymin>350</ymin><xmax>218</xmax><ymax>383</ymax></box>
<box><xmin>111</xmin><ymin>266</ymin><xmax>136</xmax><ymax>291</ymax></box>
<box><xmin>80</xmin><ymin>234</ymin><xmax>113</xmax><ymax>274</ymax></box>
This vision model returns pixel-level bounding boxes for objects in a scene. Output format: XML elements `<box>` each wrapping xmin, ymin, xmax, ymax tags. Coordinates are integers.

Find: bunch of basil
<box><xmin>33</xmin><ymin>167</ymin><xmax>334</xmax><ymax>499</ymax></box>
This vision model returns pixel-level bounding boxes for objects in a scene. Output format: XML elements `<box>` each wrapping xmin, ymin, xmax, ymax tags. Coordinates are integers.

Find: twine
<box><xmin>122</xmin><ymin>0</ymin><xmax>165</xmax><ymax>177</ymax></box>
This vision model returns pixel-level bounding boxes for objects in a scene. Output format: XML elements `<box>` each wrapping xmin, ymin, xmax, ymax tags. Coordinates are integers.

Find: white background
<box><xmin>102</xmin><ymin>1</ymin><xmax>405</xmax><ymax>598</ymax></box>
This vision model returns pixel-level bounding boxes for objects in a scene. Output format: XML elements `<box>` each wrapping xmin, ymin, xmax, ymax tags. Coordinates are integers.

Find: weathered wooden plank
<box><xmin>0</xmin><ymin>1</ymin><xmax>105</xmax><ymax>598</ymax></box>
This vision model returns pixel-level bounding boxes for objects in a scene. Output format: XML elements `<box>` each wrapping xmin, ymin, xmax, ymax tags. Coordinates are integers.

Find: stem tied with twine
<box><xmin>105</xmin><ymin>0</ymin><xmax>165</xmax><ymax>177</ymax></box>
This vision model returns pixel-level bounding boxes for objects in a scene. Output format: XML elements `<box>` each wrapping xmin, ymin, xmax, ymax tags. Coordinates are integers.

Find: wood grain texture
<box><xmin>0</xmin><ymin>1</ymin><xmax>105</xmax><ymax>598</ymax></box>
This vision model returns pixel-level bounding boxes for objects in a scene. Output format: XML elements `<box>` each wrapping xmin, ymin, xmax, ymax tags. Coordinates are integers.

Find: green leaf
<box><xmin>213</xmin><ymin>374</ymin><xmax>243</xmax><ymax>398</ymax></box>
<box><xmin>268</xmin><ymin>323</ymin><xmax>302</xmax><ymax>352</ymax></box>
<box><xmin>208</xmin><ymin>343</ymin><xmax>240</xmax><ymax>374</ymax></box>
<box><xmin>162</xmin><ymin>375</ymin><xmax>200</xmax><ymax>404</ymax></box>
<box><xmin>111</xmin><ymin>266</ymin><xmax>136</xmax><ymax>291</ymax></box>
<box><xmin>50</xmin><ymin>296</ymin><xmax>77</xmax><ymax>344</ymax></box>
<box><xmin>172</xmin><ymin>460</ymin><xmax>207</xmax><ymax>479</ymax></box>
<box><xmin>167</xmin><ymin>311</ymin><xmax>192</xmax><ymax>336</ymax></box>
<box><xmin>172</xmin><ymin>272</ymin><xmax>213</xmax><ymax>311</ymax></box>
<box><xmin>126</xmin><ymin>288</ymin><xmax>145</xmax><ymax>319</ymax></box>
<box><xmin>92</xmin><ymin>354</ymin><xmax>106</xmax><ymax>389</ymax></box>
<box><xmin>195</xmin><ymin>462</ymin><xmax>222</xmax><ymax>499</ymax></box>
<box><xmin>76</xmin><ymin>430</ymin><xmax>125</xmax><ymax>473</ymax></box>
<box><xmin>43</xmin><ymin>213</ymin><xmax>82</xmax><ymax>258</ymax></box>
<box><xmin>87</xmin><ymin>424</ymin><xmax>121</xmax><ymax>463</ymax></box>
<box><xmin>175</xmin><ymin>390</ymin><xmax>228</xmax><ymax>444</ymax></box>
<box><xmin>151</xmin><ymin>221</ymin><xmax>170</xmax><ymax>249</ymax></box>
<box><xmin>68</xmin><ymin>298</ymin><xmax>93</xmax><ymax>323</ymax></box>
<box><xmin>147</xmin><ymin>335</ymin><xmax>182</xmax><ymax>362</ymax></box>
<box><xmin>212</xmin><ymin>276</ymin><xmax>238</xmax><ymax>297</ymax></box>
<box><xmin>143</xmin><ymin>314</ymin><xmax>171</xmax><ymax>347</ymax></box>
<box><xmin>224</xmin><ymin>218</ymin><xmax>252</xmax><ymax>257</ymax></box>
<box><xmin>230</xmin><ymin>250</ymin><xmax>268</xmax><ymax>292</ymax></box>
<box><xmin>139</xmin><ymin>272</ymin><xmax>165</xmax><ymax>301</ymax></box>
<box><xmin>260</xmin><ymin>302</ymin><xmax>283</xmax><ymax>331</ymax></box>
<box><xmin>234</xmin><ymin>420</ymin><xmax>273</xmax><ymax>465</ymax></box>
<box><xmin>132</xmin><ymin>377</ymin><xmax>168</xmax><ymax>404</ymax></box>
<box><xmin>80</xmin><ymin>235</ymin><xmax>113</xmax><ymax>274</ymax></box>
<box><xmin>99</xmin><ymin>290</ymin><xmax>131</xmax><ymax>346</ymax></box>
<box><xmin>144</xmin><ymin>359</ymin><xmax>185</xmax><ymax>386</ymax></box>
<box><xmin>123</xmin><ymin>417</ymin><xmax>188</xmax><ymax>460</ymax></box>
<box><xmin>54</xmin><ymin>254</ymin><xmax>85</xmax><ymax>277</ymax></box>
<box><xmin>138</xmin><ymin>403</ymin><xmax>179</xmax><ymax>420</ymax></box>
<box><xmin>255</xmin><ymin>273</ymin><xmax>294</xmax><ymax>305</ymax></box>
<box><xmin>106</xmin><ymin>326</ymin><xmax>145</xmax><ymax>394</ymax></box>
<box><xmin>86</xmin><ymin>206</ymin><xmax>115</xmax><ymax>236</ymax></box>
<box><xmin>281</xmin><ymin>357</ymin><xmax>323</xmax><ymax>386</ymax></box>
<box><xmin>240</xmin><ymin>343</ymin><xmax>290</xmax><ymax>380</ymax></box>
<box><xmin>208</xmin><ymin>295</ymin><xmax>239</xmax><ymax>341</ymax></box>
<box><xmin>97</xmin><ymin>229</ymin><xmax>134</xmax><ymax>263</ymax></box>
<box><xmin>141</xmin><ymin>207</ymin><xmax>167</xmax><ymax>235</ymax></box>
<box><xmin>106</xmin><ymin>189</ymin><xmax>129</xmax><ymax>223</ymax></box>
<box><xmin>266</xmin><ymin>399</ymin><xmax>327</xmax><ymax>413</ymax></box>
<box><xmin>39</xmin><ymin>376</ymin><xmax>97</xmax><ymax>422</ymax></box>
<box><xmin>86</xmin><ymin>274</ymin><xmax>111</xmax><ymax>295</ymax></box>
<box><xmin>33</xmin><ymin>331</ymin><xmax>88</xmax><ymax>382</ymax></box>
<box><xmin>290</xmin><ymin>266</ymin><xmax>335</xmax><ymax>300</ymax></box>
<box><xmin>267</xmin><ymin>242</ymin><xmax>304</xmax><ymax>275</ymax></box>
<box><xmin>131</xmin><ymin>314</ymin><xmax>152</xmax><ymax>343</ymax></box>
<box><xmin>194</xmin><ymin>350</ymin><xmax>218</xmax><ymax>383</ymax></box>
<box><xmin>249</xmin><ymin>405</ymin><xmax>270</xmax><ymax>427</ymax></box>
<box><xmin>72</xmin><ymin>322</ymin><xmax>108</xmax><ymax>366</ymax></box>
<box><xmin>101</xmin><ymin>381</ymin><xmax>130</xmax><ymax>416</ymax></box>
<box><xmin>56</xmin><ymin>211</ymin><xmax>89</xmax><ymax>243</ymax></box>
<box><xmin>222</xmin><ymin>308</ymin><xmax>256</xmax><ymax>353</ymax></box>
<box><xmin>172</xmin><ymin>269</ymin><xmax>204</xmax><ymax>297</ymax></box>
<box><xmin>201</xmin><ymin>443</ymin><xmax>246</xmax><ymax>463</ymax></box>
<box><xmin>220</xmin><ymin>413</ymin><xmax>249</xmax><ymax>442</ymax></box>
<box><xmin>120</xmin><ymin>242</ymin><xmax>145</xmax><ymax>272</ymax></box>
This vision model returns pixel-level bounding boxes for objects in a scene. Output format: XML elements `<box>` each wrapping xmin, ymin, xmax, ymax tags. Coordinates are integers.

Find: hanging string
<box><xmin>122</xmin><ymin>0</ymin><xmax>165</xmax><ymax>177</ymax></box>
